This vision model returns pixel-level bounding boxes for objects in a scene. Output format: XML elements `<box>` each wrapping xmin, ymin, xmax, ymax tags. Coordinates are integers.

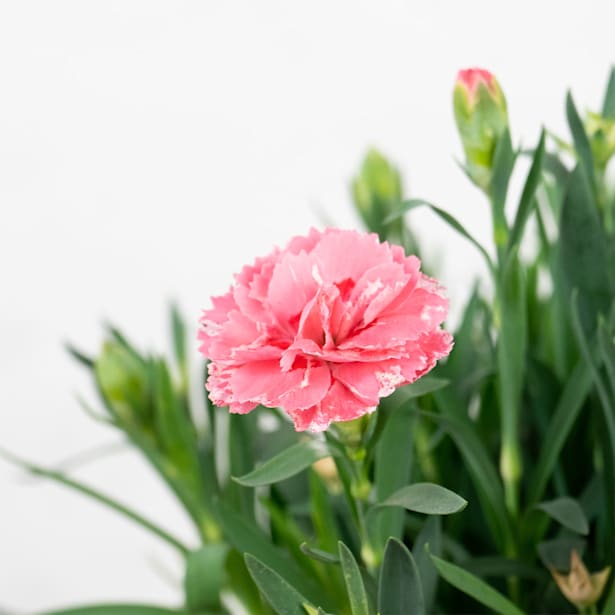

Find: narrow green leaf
<box><xmin>393</xmin><ymin>376</ymin><xmax>450</xmax><ymax>401</ymax></box>
<box><xmin>560</xmin><ymin>165</ymin><xmax>611</xmax><ymax>335</ymax></box>
<box><xmin>0</xmin><ymin>448</ymin><xmax>189</xmax><ymax>555</ymax></box>
<box><xmin>308</xmin><ymin>470</ymin><xmax>340</xmax><ymax>554</ymax></box>
<box><xmin>378</xmin><ymin>538</ymin><xmax>425</xmax><ymax>615</ymax></box>
<box><xmin>234</xmin><ymin>440</ymin><xmax>330</xmax><ymax>487</ymax></box>
<box><xmin>213</xmin><ymin>500</ymin><xmax>322</xmax><ymax>605</ymax></box>
<box><xmin>536</xmin><ymin>497</ymin><xmax>589</xmax><ymax>535</ymax></box>
<box><xmin>566</xmin><ymin>91</ymin><xmax>596</xmax><ymax>198</ymax></box>
<box><xmin>300</xmin><ymin>543</ymin><xmax>340</xmax><ymax>565</ymax></box>
<box><xmin>420</xmin><ymin>410</ymin><xmax>513</xmax><ymax>552</ymax></box>
<box><xmin>412</xmin><ymin>516</ymin><xmax>441</xmax><ymax>610</ymax></box>
<box><xmin>378</xmin><ymin>482</ymin><xmax>467</xmax><ymax>515</ymax></box>
<box><xmin>602</xmin><ymin>579</ymin><xmax>615</xmax><ymax>615</ymax></box>
<box><xmin>602</xmin><ymin>66</ymin><xmax>615</xmax><ymax>119</ymax></box>
<box><xmin>40</xmin><ymin>606</ymin><xmax>186</xmax><ymax>615</ymax></box>
<box><xmin>170</xmin><ymin>303</ymin><xmax>188</xmax><ymax>387</ymax></box>
<box><xmin>245</xmin><ymin>554</ymin><xmax>312</xmax><ymax>615</ymax></box>
<box><xmin>489</xmin><ymin>129</ymin><xmax>516</xmax><ymax>250</ymax></box>
<box><xmin>384</xmin><ymin>199</ymin><xmax>494</xmax><ymax>273</ymax></box>
<box><xmin>598</xmin><ymin>317</ymin><xmax>615</xmax><ymax>404</ymax></box>
<box><xmin>508</xmin><ymin>130</ymin><xmax>545</xmax><ymax>252</ymax></box>
<box><xmin>184</xmin><ymin>544</ymin><xmax>229</xmax><ymax>611</ymax></box>
<box><xmin>373</xmin><ymin>405</ymin><xmax>415</xmax><ymax>550</ymax></box>
<box><xmin>527</xmin><ymin>357</ymin><xmax>593</xmax><ymax>505</ymax></box>
<box><xmin>65</xmin><ymin>342</ymin><xmax>95</xmax><ymax>368</ymax></box>
<box><xmin>430</xmin><ymin>555</ymin><xmax>526</xmax><ymax>615</ymax></box>
<box><xmin>338</xmin><ymin>542</ymin><xmax>369</xmax><ymax>615</ymax></box>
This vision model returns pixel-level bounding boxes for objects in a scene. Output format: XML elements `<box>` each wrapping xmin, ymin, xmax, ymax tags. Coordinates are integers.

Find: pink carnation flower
<box><xmin>198</xmin><ymin>228</ymin><xmax>453</xmax><ymax>432</ymax></box>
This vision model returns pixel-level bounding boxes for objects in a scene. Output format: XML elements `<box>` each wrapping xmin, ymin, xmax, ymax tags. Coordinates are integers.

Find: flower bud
<box><xmin>95</xmin><ymin>340</ymin><xmax>152</xmax><ymax>426</ymax></box>
<box><xmin>585</xmin><ymin>111</ymin><xmax>615</xmax><ymax>169</ymax></box>
<box><xmin>453</xmin><ymin>68</ymin><xmax>509</xmax><ymax>191</ymax></box>
<box><xmin>351</xmin><ymin>148</ymin><xmax>403</xmax><ymax>241</ymax></box>
<box><xmin>550</xmin><ymin>550</ymin><xmax>611</xmax><ymax>610</ymax></box>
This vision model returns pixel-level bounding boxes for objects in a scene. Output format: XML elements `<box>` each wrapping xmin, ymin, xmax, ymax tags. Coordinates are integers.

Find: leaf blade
<box><xmin>378</xmin><ymin>483</ymin><xmax>467</xmax><ymax>515</ymax></box>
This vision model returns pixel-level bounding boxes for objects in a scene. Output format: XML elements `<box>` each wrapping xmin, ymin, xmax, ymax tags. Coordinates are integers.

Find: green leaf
<box><xmin>598</xmin><ymin>316</ymin><xmax>615</xmax><ymax>404</ymax></box>
<box><xmin>384</xmin><ymin>199</ymin><xmax>494</xmax><ymax>273</ymax></box>
<box><xmin>338</xmin><ymin>542</ymin><xmax>370</xmax><ymax>615</ymax></box>
<box><xmin>508</xmin><ymin>130</ymin><xmax>545</xmax><ymax>253</ymax></box>
<box><xmin>536</xmin><ymin>496</ymin><xmax>589</xmax><ymax>535</ymax></box>
<box><xmin>234</xmin><ymin>440</ymin><xmax>330</xmax><ymax>487</ymax></box>
<box><xmin>0</xmin><ymin>448</ymin><xmax>189</xmax><ymax>555</ymax></box>
<box><xmin>300</xmin><ymin>543</ymin><xmax>340</xmax><ymax>565</ymax></box>
<box><xmin>170</xmin><ymin>303</ymin><xmax>188</xmax><ymax>386</ymax></box>
<box><xmin>602</xmin><ymin>579</ymin><xmax>615</xmax><ymax>615</ymax></box>
<box><xmin>378</xmin><ymin>538</ymin><xmax>425</xmax><ymax>615</ymax></box>
<box><xmin>373</xmin><ymin>405</ymin><xmax>415</xmax><ymax>550</ymax></box>
<box><xmin>184</xmin><ymin>544</ymin><xmax>229</xmax><ymax>611</ymax></box>
<box><xmin>213</xmin><ymin>500</ymin><xmax>322</xmax><ymax>606</ymax></box>
<box><xmin>489</xmin><ymin>129</ymin><xmax>516</xmax><ymax>250</ymax></box>
<box><xmin>430</xmin><ymin>555</ymin><xmax>526</xmax><ymax>615</ymax></box>
<box><xmin>566</xmin><ymin>91</ymin><xmax>596</xmax><ymax>198</ymax></box>
<box><xmin>497</xmin><ymin>252</ymin><xmax>527</xmax><ymax>514</ymax></box>
<box><xmin>377</xmin><ymin>482</ymin><xmax>467</xmax><ymax>515</ymax></box>
<box><xmin>559</xmin><ymin>164</ymin><xmax>611</xmax><ymax>335</ymax></box>
<box><xmin>537</xmin><ymin>537</ymin><xmax>586</xmax><ymax>571</ymax></box>
<box><xmin>412</xmin><ymin>516</ymin><xmax>441</xmax><ymax>611</ymax></box>
<box><xmin>245</xmin><ymin>554</ymin><xmax>312</xmax><ymax>615</ymax></box>
<box><xmin>392</xmin><ymin>376</ymin><xmax>450</xmax><ymax>401</ymax></box>
<box><xmin>420</xmin><ymin>410</ymin><xmax>513</xmax><ymax>552</ymax></box>
<box><xmin>308</xmin><ymin>470</ymin><xmax>340</xmax><ymax>554</ymax></box>
<box><xmin>602</xmin><ymin>66</ymin><xmax>615</xmax><ymax>119</ymax></box>
<box><xmin>40</xmin><ymin>607</ymin><xmax>187</xmax><ymax>615</ymax></box>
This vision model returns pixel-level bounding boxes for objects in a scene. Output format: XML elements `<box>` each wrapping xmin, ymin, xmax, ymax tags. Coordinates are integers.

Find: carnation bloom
<box><xmin>198</xmin><ymin>228</ymin><xmax>453</xmax><ymax>432</ymax></box>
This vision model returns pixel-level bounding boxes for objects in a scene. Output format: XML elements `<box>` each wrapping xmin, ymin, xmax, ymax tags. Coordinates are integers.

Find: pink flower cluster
<box><xmin>198</xmin><ymin>228</ymin><xmax>453</xmax><ymax>432</ymax></box>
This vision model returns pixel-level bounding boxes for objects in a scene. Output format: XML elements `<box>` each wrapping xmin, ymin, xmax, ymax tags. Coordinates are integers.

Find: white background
<box><xmin>1</xmin><ymin>1</ymin><xmax>613</xmax><ymax>611</ymax></box>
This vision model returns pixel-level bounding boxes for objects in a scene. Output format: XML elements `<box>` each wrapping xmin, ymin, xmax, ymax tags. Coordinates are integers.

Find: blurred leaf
<box><xmin>384</xmin><ymin>199</ymin><xmax>494</xmax><ymax>273</ymax></box>
<box><xmin>566</xmin><ymin>91</ymin><xmax>597</xmax><ymax>198</ymax></box>
<box><xmin>489</xmin><ymin>129</ymin><xmax>516</xmax><ymax>250</ymax></box>
<box><xmin>377</xmin><ymin>483</ymin><xmax>467</xmax><ymax>515</ymax></box>
<box><xmin>496</xmin><ymin>252</ymin><xmax>527</xmax><ymax>513</ymax></box>
<box><xmin>421</xmin><ymin>410</ymin><xmax>513</xmax><ymax>552</ymax></box>
<box><xmin>602</xmin><ymin>66</ymin><xmax>615</xmax><ymax>119</ymax></box>
<box><xmin>373</xmin><ymin>405</ymin><xmax>415</xmax><ymax>550</ymax></box>
<box><xmin>245</xmin><ymin>554</ymin><xmax>312</xmax><ymax>615</ymax></box>
<box><xmin>378</xmin><ymin>538</ymin><xmax>425</xmax><ymax>615</ymax></box>
<box><xmin>537</xmin><ymin>537</ymin><xmax>586</xmax><ymax>571</ymax></box>
<box><xmin>508</xmin><ymin>130</ymin><xmax>545</xmax><ymax>253</ymax></box>
<box><xmin>308</xmin><ymin>470</ymin><xmax>339</xmax><ymax>554</ymax></box>
<box><xmin>228</xmin><ymin>413</ymin><xmax>256</xmax><ymax>519</ymax></box>
<box><xmin>463</xmin><ymin>557</ymin><xmax>545</xmax><ymax>581</ymax></box>
<box><xmin>598</xmin><ymin>316</ymin><xmax>615</xmax><ymax>403</ymax></box>
<box><xmin>0</xmin><ymin>448</ymin><xmax>188</xmax><ymax>555</ymax></box>
<box><xmin>300</xmin><ymin>543</ymin><xmax>340</xmax><ymax>565</ymax></box>
<box><xmin>392</xmin><ymin>376</ymin><xmax>450</xmax><ymax>401</ymax></box>
<box><xmin>234</xmin><ymin>440</ymin><xmax>330</xmax><ymax>487</ymax></box>
<box><xmin>412</xmin><ymin>516</ymin><xmax>441</xmax><ymax>610</ymax></box>
<box><xmin>560</xmin><ymin>165</ymin><xmax>611</xmax><ymax>335</ymax></box>
<box><xmin>170</xmin><ymin>303</ymin><xmax>188</xmax><ymax>387</ymax></box>
<box><xmin>65</xmin><ymin>342</ymin><xmax>95</xmax><ymax>368</ymax></box>
<box><xmin>338</xmin><ymin>542</ymin><xmax>370</xmax><ymax>615</ymax></box>
<box><xmin>184</xmin><ymin>544</ymin><xmax>229</xmax><ymax>611</ymax></box>
<box><xmin>536</xmin><ymin>497</ymin><xmax>589</xmax><ymax>535</ymax></box>
<box><xmin>213</xmin><ymin>500</ymin><xmax>323</xmax><ymax>606</ymax></box>
<box><xmin>431</xmin><ymin>555</ymin><xmax>526</xmax><ymax>615</ymax></box>
<box><xmin>225</xmin><ymin>548</ymin><xmax>266</xmax><ymax>615</ymax></box>
<box><xmin>41</xmin><ymin>607</ymin><xmax>188</xmax><ymax>615</ymax></box>
<box><xmin>528</xmin><ymin>357</ymin><xmax>593</xmax><ymax>505</ymax></box>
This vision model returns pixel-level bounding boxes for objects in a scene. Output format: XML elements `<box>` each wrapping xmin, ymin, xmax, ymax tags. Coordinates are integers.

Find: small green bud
<box><xmin>95</xmin><ymin>341</ymin><xmax>152</xmax><ymax>425</ymax></box>
<box><xmin>454</xmin><ymin>67</ymin><xmax>509</xmax><ymax>191</ymax></box>
<box><xmin>585</xmin><ymin>111</ymin><xmax>615</xmax><ymax>169</ymax></box>
<box><xmin>351</xmin><ymin>148</ymin><xmax>403</xmax><ymax>240</ymax></box>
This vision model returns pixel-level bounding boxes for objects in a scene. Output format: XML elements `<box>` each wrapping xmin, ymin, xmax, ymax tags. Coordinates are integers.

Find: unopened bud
<box><xmin>352</xmin><ymin>148</ymin><xmax>403</xmax><ymax>241</ymax></box>
<box><xmin>586</xmin><ymin>111</ymin><xmax>615</xmax><ymax>169</ymax></box>
<box><xmin>454</xmin><ymin>67</ymin><xmax>509</xmax><ymax>191</ymax></box>
<box><xmin>95</xmin><ymin>341</ymin><xmax>151</xmax><ymax>425</ymax></box>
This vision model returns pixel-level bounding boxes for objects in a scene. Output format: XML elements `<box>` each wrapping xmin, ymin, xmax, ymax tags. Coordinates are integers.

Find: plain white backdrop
<box><xmin>1</xmin><ymin>1</ymin><xmax>614</xmax><ymax>611</ymax></box>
